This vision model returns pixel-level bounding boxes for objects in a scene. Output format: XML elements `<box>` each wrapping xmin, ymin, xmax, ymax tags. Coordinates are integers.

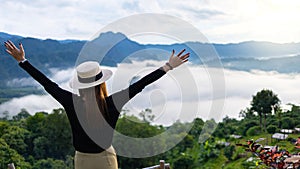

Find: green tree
<box><xmin>139</xmin><ymin>108</ymin><xmax>155</xmax><ymax>123</ymax></box>
<box><xmin>188</xmin><ymin>118</ymin><xmax>204</xmax><ymax>140</ymax></box>
<box><xmin>0</xmin><ymin>111</ymin><xmax>10</xmax><ymax>120</ymax></box>
<box><xmin>0</xmin><ymin>121</ymin><xmax>9</xmax><ymax>136</ymax></box>
<box><xmin>25</xmin><ymin>112</ymin><xmax>47</xmax><ymax>157</ymax></box>
<box><xmin>114</xmin><ymin>114</ymin><xmax>166</xmax><ymax>168</ymax></box>
<box><xmin>173</xmin><ymin>154</ymin><xmax>194</xmax><ymax>169</ymax></box>
<box><xmin>32</xmin><ymin>158</ymin><xmax>67</xmax><ymax>169</ymax></box>
<box><xmin>281</xmin><ymin>117</ymin><xmax>295</xmax><ymax>129</ymax></box>
<box><xmin>25</xmin><ymin>112</ymin><xmax>47</xmax><ymax>136</ymax></box>
<box><xmin>26</xmin><ymin>109</ymin><xmax>73</xmax><ymax>160</ymax></box>
<box><xmin>1</xmin><ymin>126</ymin><xmax>31</xmax><ymax>156</ymax></box>
<box><xmin>0</xmin><ymin>138</ymin><xmax>31</xmax><ymax>169</ymax></box>
<box><xmin>40</xmin><ymin>108</ymin><xmax>73</xmax><ymax>159</ymax></box>
<box><xmin>33</xmin><ymin>136</ymin><xmax>49</xmax><ymax>159</ymax></box>
<box><xmin>13</xmin><ymin>108</ymin><xmax>31</xmax><ymax>121</ymax></box>
<box><xmin>239</xmin><ymin>107</ymin><xmax>255</xmax><ymax>120</ymax></box>
<box><xmin>224</xmin><ymin>145</ymin><xmax>235</xmax><ymax>160</ymax></box>
<box><xmin>250</xmin><ymin>89</ymin><xmax>280</xmax><ymax>133</ymax></box>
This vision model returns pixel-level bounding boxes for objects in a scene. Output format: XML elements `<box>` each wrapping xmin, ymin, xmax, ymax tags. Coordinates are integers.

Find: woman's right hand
<box><xmin>4</xmin><ymin>40</ymin><xmax>26</xmax><ymax>62</ymax></box>
<box><xmin>162</xmin><ymin>49</ymin><xmax>189</xmax><ymax>72</ymax></box>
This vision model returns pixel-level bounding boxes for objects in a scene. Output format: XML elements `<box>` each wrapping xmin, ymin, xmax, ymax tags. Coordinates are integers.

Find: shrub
<box><xmin>281</xmin><ymin>117</ymin><xmax>295</xmax><ymax>129</ymax></box>
<box><xmin>267</xmin><ymin>125</ymin><xmax>277</xmax><ymax>134</ymax></box>
<box><xmin>246</xmin><ymin>126</ymin><xmax>261</xmax><ymax>136</ymax></box>
<box><xmin>224</xmin><ymin>145</ymin><xmax>235</xmax><ymax>160</ymax></box>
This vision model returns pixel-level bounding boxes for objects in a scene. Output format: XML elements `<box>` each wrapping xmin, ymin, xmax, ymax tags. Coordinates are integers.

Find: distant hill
<box><xmin>1</xmin><ymin>31</ymin><xmax>300</xmax><ymax>87</ymax></box>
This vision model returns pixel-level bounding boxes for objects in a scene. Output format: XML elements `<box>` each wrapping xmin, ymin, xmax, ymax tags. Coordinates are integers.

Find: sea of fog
<box><xmin>1</xmin><ymin>60</ymin><xmax>300</xmax><ymax>126</ymax></box>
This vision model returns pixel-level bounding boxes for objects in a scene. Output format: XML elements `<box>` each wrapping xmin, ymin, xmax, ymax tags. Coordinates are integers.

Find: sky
<box><xmin>1</xmin><ymin>0</ymin><xmax>300</xmax><ymax>43</ymax></box>
<box><xmin>1</xmin><ymin>0</ymin><xmax>300</xmax><ymax>125</ymax></box>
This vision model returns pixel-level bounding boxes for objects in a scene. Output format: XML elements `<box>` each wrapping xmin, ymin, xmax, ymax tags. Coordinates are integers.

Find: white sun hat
<box><xmin>69</xmin><ymin>61</ymin><xmax>113</xmax><ymax>89</ymax></box>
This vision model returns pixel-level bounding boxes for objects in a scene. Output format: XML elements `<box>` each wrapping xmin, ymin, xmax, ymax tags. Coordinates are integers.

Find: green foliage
<box><xmin>32</xmin><ymin>158</ymin><xmax>67</xmax><ymax>169</ymax></box>
<box><xmin>173</xmin><ymin>154</ymin><xmax>194</xmax><ymax>169</ymax></box>
<box><xmin>266</xmin><ymin>125</ymin><xmax>277</xmax><ymax>134</ymax></box>
<box><xmin>0</xmin><ymin>120</ymin><xmax>9</xmax><ymax>136</ymax></box>
<box><xmin>0</xmin><ymin>138</ymin><xmax>31</xmax><ymax>169</ymax></box>
<box><xmin>250</xmin><ymin>89</ymin><xmax>280</xmax><ymax>132</ymax></box>
<box><xmin>242</xmin><ymin>120</ymin><xmax>259</xmax><ymax>136</ymax></box>
<box><xmin>33</xmin><ymin>136</ymin><xmax>49</xmax><ymax>159</ymax></box>
<box><xmin>0</xmin><ymin>108</ymin><xmax>74</xmax><ymax>168</ymax></box>
<box><xmin>40</xmin><ymin>108</ymin><xmax>73</xmax><ymax>159</ymax></box>
<box><xmin>281</xmin><ymin>117</ymin><xmax>295</xmax><ymax>129</ymax></box>
<box><xmin>114</xmin><ymin>114</ymin><xmax>166</xmax><ymax>168</ymax></box>
<box><xmin>25</xmin><ymin>112</ymin><xmax>47</xmax><ymax>136</ymax></box>
<box><xmin>199</xmin><ymin>141</ymin><xmax>220</xmax><ymax>162</ymax></box>
<box><xmin>0</xmin><ymin>88</ymin><xmax>299</xmax><ymax>169</ymax></box>
<box><xmin>224</xmin><ymin>145</ymin><xmax>235</xmax><ymax>160</ymax></box>
<box><xmin>246</xmin><ymin>126</ymin><xmax>262</xmax><ymax>136</ymax></box>
<box><xmin>188</xmin><ymin>118</ymin><xmax>204</xmax><ymax>139</ymax></box>
<box><xmin>13</xmin><ymin>109</ymin><xmax>31</xmax><ymax>121</ymax></box>
<box><xmin>1</xmin><ymin>125</ymin><xmax>31</xmax><ymax>156</ymax></box>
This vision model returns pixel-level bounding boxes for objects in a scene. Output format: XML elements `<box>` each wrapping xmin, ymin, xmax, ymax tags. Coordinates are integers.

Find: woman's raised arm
<box><xmin>108</xmin><ymin>49</ymin><xmax>189</xmax><ymax>112</ymax></box>
<box><xmin>3</xmin><ymin>40</ymin><xmax>72</xmax><ymax>106</ymax></box>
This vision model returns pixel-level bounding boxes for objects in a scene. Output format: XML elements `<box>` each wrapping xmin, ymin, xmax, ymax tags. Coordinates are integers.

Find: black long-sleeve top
<box><xmin>19</xmin><ymin>60</ymin><xmax>166</xmax><ymax>153</ymax></box>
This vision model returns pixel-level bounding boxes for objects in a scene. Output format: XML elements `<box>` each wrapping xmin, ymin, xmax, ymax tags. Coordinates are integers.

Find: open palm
<box><xmin>4</xmin><ymin>40</ymin><xmax>25</xmax><ymax>62</ymax></box>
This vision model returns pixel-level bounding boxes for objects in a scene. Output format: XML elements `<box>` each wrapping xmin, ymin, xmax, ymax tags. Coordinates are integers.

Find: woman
<box><xmin>4</xmin><ymin>40</ymin><xmax>189</xmax><ymax>169</ymax></box>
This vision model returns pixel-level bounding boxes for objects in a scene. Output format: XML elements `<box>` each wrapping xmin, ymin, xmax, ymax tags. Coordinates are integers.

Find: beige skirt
<box><xmin>74</xmin><ymin>146</ymin><xmax>118</xmax><ymax>169</ymax></box>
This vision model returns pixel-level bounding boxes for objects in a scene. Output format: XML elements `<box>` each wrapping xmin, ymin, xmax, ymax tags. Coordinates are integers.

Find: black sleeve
<box><xmin>19</xmin><ymin>60</ymin><xmax>72</xmax><ymax>106</ymax></box>
<box><xmin>108</xmin><ymin>67</ymin><xmax>166</xmax><ymax>112</ymax></box>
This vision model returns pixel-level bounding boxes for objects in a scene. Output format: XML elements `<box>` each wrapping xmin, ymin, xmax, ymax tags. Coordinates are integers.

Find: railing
<box><xmin>142</xmin><ymin>160</ymin><xmax>170</xmax><ymax>169</ymax></box>
<box><xmin>7</xmin><ymin>160</ymin><xmax>171</xmax><ymax>169</ymax></box>
<box><xmin>7</xmin><ymin>163</ymin><xmax>15</xmax><ymax>169</ymax></box>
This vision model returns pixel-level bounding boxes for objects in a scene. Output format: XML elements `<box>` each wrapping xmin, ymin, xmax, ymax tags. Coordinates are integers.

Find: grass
<box><xmin>199</xmin><ymin>151</ymin><xmax>227</xmax><ymax>169</ymax></box>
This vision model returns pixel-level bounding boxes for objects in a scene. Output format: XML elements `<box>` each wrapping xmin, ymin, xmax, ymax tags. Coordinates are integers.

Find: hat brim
<box><xmin>69</xmin><ymin>69</ymin><xmax>113</xmax><ymax>89</ymax></box>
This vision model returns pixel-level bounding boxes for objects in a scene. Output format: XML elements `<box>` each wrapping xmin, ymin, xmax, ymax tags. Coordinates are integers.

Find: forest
<box><xmin>0</xmin><ymin>89</ymin><xmax>300</xmax><ymax>169</ymax></box>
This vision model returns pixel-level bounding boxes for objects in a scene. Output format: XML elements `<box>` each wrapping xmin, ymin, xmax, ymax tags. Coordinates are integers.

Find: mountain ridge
<box><xmin>1</xmin><ymin>31</ymin><xmax>300</xmax><ymax>87</ymax></box>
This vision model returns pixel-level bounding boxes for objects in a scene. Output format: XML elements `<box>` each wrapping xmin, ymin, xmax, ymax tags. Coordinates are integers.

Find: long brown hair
<box><xmin>78</xmin><ymin>82</ymin><xmax>109</xmax><ymax>127</ymax></box>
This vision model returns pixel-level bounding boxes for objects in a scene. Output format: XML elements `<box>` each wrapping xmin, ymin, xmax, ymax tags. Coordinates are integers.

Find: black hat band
<box><xmin>78</xmin><ymin>71</ymin><xmax>103</xmax><ymax>83</ymax></box>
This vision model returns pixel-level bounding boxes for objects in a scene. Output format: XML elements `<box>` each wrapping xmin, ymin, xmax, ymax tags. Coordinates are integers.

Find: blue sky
<box><xmin>1</xmin><ymin>0</ymin><xmax>300</xmax><ymax>43</ymax></box>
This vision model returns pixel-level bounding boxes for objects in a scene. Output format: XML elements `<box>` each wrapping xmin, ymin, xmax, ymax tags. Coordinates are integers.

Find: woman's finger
<box><xmin>19</xmin><ymin>43</ymin><xmax>24</xmax><ymax>53</ymax></box>
<box><xmin>171</xmin><ymin>49</ymin><xmax>175</xmax><ymax>56</ymax></box>
<box><xmin>180</xmin><ymin>53</ymin><xmax>190</xmax><ymax>60</ymax></box>
<box><xmin>7</xmin><ymin>40</ymin><xmax>17</xmax><ymax>49</ymax></box>
<box><xmin>182</xmin><ymin>59</ymin><xmax>188</xmax><ymax>63</ymax></box>
<box><xmin>5</xmin><ymin>49</ymin><xmax>12</xmax><ymax>55</ymax></box>
<box><xmin>176</xmin><ymin>49</ymin><xmax>186</xmax><ymax>57</ymax></box>
<box><xmin>4</xmin><ymin>41</ymin><xmax>13</xmax><ymax>50</ymax></box>
<box><xmin>169</xmin><ymin>49</ymin><xmax>175</xmax><ymax>61</ymax></box>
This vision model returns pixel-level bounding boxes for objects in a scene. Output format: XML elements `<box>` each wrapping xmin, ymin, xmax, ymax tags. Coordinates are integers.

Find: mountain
<box><xmin>1</xmin><ymin>31</ymin><xmax>300</xmax><ymax>88</ymax></box>
<box><xmin>0</xmin><ymin>32</ymin><xmax>23</xmax><ymax>42</ymax></box>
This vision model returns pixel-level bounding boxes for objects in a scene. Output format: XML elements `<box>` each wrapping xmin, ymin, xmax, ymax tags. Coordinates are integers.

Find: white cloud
<box><xmin>2</xmin><ymin>61</ymin><xmax>300</xmax><ymax>125</ymax></box>
<box><xmin>1</xmin><ymin>0</ymin><xmax>299</xmax><ymax>43</ymax></box>
<box><xmin>0</xmin><ymin>94</ymin><xmax>61</xmax><ymax>116</ymax></box>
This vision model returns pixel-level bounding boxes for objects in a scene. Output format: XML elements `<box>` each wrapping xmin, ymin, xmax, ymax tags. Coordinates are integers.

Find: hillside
<box><xmin>1</xmin><ymin>32</ymin><xmax>300</xmax><ymax>88</ymax></box>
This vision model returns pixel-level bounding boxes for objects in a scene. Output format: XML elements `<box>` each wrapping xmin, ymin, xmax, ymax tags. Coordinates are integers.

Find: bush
<box><xmin>267</xmin><ymin>125</ymin><xmax>277</xmax><ymax>134</ymax></box>
<box><xmin>32</xmin><ymin>158</ymin><xmax>67</xmax><ymax>169</ymax></box>
<box><xmin>173</xmin><ymin>155</ymin><xmax>194</xmax><ymax>169</ymax></box>
<box><xmin>246</xmin><ymin>126</ymin><xmax>261</xmax><ymax>136</ymax></box>
<box><xmin>281</xmin><ymin>117</ymin><xmax>295</xmax><ymax>129</ymax></box>
<box><xmin>242</xmin><ymin>121</ymin><xmax>258</xmax><ymax>136</ymax></box>
<box><xmin>224</xmin><ymin>145</ymin><xmax>235</xmax><ymax>160</ymax></box>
